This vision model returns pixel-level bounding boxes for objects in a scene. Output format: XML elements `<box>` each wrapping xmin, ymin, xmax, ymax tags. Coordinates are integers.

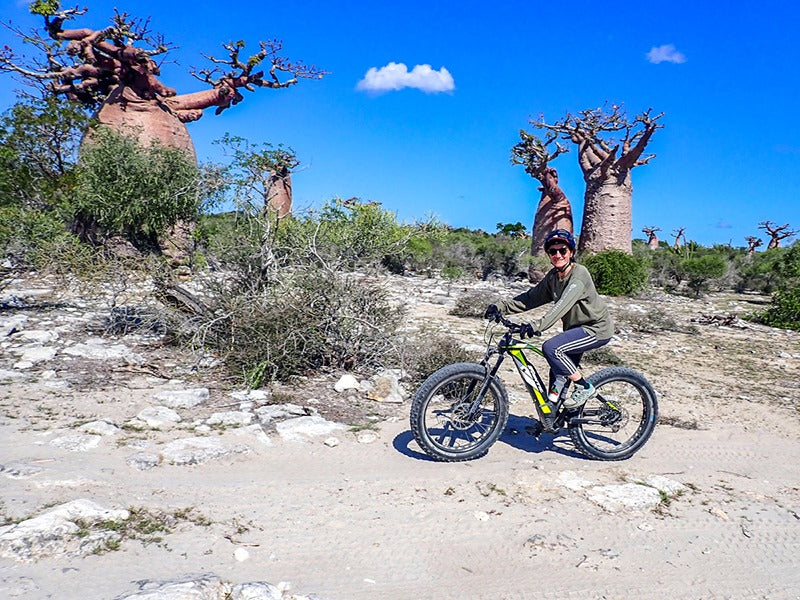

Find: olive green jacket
<box><xmin>498</xmin><ymin>263</ymin><xmax>614</xmax><ymax>339</ymax></box>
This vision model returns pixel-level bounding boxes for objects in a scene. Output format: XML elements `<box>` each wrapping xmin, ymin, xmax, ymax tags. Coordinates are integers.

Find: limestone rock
<box><xmin>153</xmin><ymin>388</ymin><xmax>209</xmax><ymax>409</ymax></box>
<box><xmin>275</xmin><ymin>416</ymin><xmax>346</xmax><ymax>442</ymax></box>
<box><xmin>160</xmin><ymin>436</ymin><xmax>249</xmax><ymax>466</ymax></box>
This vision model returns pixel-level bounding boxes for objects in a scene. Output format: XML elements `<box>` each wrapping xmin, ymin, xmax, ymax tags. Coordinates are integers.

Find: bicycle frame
<box><xmin>478</xmin><ymin>328</ymin><xmax>571</xmax><ymax>432</ymax></box>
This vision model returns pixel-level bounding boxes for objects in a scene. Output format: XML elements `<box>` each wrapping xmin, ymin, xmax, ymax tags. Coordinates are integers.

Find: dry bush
<box><xmin>187</xmin><ymin>269</ymin><xmax>405</xmax><ymax>386</ymax></box>
<box><xmin>402</xmin><ymin>332</ymin><xmax>473</xmax><ymax>386</ymax></box>
<box><xmin>449</xmin><ymin>289</ymin><xmax>498</xmax><ymax>318</ymax></box>
<box><xmin>617</xmin><ymin>307</ymin><xmax>698</xmax><ymax>335</ymax></box>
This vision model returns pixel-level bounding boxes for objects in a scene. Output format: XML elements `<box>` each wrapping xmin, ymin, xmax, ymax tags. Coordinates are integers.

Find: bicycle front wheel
<box><xmin>410</xmin><ymin>362</ymin><xmax>509</xmax><ymax>462</ymax></box>
<box><xmin>568</xmin><ymin>367</ymin><xmax>658</xmax><ymax>461</ymax></box>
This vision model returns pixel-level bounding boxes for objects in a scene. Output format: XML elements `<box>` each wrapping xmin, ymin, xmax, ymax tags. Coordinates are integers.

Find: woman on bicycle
<box><xmin>484</xmin><ymin>229</ymin><xmax>614</xmax><ymax>410</ymax></box>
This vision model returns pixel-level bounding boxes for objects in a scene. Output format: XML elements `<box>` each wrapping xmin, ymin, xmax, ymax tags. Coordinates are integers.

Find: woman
<box><xmin>484</xmin><ymin>229</ymin><xmax>614</xmax><ymax>409</ymax></box>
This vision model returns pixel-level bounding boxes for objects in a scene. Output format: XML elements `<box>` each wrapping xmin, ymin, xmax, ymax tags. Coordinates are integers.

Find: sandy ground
<box><xmin>1</xmin><ymin>274</ymin><xmax>799</xmax><ymax>599</ymax></box>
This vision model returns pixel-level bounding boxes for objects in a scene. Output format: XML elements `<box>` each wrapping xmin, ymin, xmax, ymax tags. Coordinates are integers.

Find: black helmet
<box><xmin>544</xmin><ymin>229</ymin><xmax>576</xmax><ymax>252</ymax></box>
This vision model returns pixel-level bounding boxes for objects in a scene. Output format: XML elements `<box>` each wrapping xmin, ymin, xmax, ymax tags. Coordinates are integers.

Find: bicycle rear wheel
<box><xmin>410</xmin><ymin>362</ymin><xmax>509</xmax><ymax>462</ymax></box>
<box><xmin>568</xmin><ymin>367</ymin><xmax>658</xmax><ymax>461</ymax></box>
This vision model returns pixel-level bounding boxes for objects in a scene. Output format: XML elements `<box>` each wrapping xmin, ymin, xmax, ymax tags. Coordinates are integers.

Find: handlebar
<box><xmin>488</xmin><ymin>311</ymin><xmax>540</xmax><ymax>337</ymax></box>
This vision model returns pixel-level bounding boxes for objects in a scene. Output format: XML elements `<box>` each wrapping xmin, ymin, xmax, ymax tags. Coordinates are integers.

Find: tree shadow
<box><xmin>393</xmin><ymin>412</ymin><xmax>586</xmax><ymax>462</ymax></box>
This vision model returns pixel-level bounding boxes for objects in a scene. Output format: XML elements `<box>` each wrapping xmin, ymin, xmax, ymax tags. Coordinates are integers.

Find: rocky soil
<box><xmin>1</xmin><ymin>271</ymin><xmax>799</xmax><ymax>599</ymax></box>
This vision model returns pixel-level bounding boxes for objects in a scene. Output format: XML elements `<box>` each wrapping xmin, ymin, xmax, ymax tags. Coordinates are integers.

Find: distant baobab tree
<box><xmin>671</xmin><ymin>227</ymin><xmax>686</xmax><ymax>251</ymax></box>
<box><xmin>511</xmin><ymin>129</ymin><xmax>572</xmax><ymax>256</ymax></box>
<box><xmin>758</xmin><ymin>221</ymin><xmax>797</xmax><ymax>249</ymax></box>
<box><xmin>642</xmin><ymin>226</ymin><xmax>661</xmax><ymax>250</ymax></box>
<box><xmin>534</xmin><ymin>104</ymin><xmax>664</xmax><ymax>254</ymax></box>
<box><xmin>745</xmin><ymin>236</ymin><xmax>763</xmax><ymax>255</ymax></box>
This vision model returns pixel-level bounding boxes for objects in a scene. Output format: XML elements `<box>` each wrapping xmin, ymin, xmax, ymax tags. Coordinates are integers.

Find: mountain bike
<box><xmin>410</xmin><ymin>312</ymin><xmax>658</xmax><ymax>462</ymax></box>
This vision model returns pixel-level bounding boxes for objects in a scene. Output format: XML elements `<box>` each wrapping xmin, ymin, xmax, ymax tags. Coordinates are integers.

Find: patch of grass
<box><xmin>71</xmin><ymin>506</ymin><xmax>212</xmax><ymax>552</ymax></box>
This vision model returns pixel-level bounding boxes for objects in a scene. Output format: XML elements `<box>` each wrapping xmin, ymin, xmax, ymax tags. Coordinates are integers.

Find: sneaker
<box><xmin>563</xmin><ymin>382</ymin><xmax>597</xmax><ymax>410</ymax></box>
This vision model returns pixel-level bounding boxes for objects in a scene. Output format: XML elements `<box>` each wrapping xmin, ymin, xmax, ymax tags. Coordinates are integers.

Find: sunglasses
<box><xmin>547</xmin><ymin>247</ymin><xmax>569</xmax><ymax>257</ymax></box>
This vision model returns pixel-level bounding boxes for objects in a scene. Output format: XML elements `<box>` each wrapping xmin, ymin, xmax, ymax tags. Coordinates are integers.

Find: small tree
<box><xmin>682</xmin><ymin>254</ymin><xmax>727</xmax><ymax>297</ymax></box>
<box><xmin>213</xmin><ymin>134</ymin><xmax>300</xmax><ymax>282</ymax></box>
<box><xmin>511</xmin><ymin>129</ymin><xmax>572</xmax><ymax>256</ymax></box>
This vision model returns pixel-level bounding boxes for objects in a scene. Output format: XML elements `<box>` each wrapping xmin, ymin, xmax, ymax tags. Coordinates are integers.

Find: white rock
<box><xmin>474</xmin><ymin>511</ymin><xmax>490</xmax><ymax>521</ymax></box>
<box><xmin>62</xmin><ymin>339</ymin><xmax>141</xmax><ymax>363</ymax></box>
<box><xmin>365</xmin><ymin>371</ymin><xmax>407</xmax><ymax>404</ymax></box>
<box><xmin>638</xmin><ymin>475</ymin><xmax>687</xmax><ymax>495</ymax></box>
<box><xmin>0</xmin><ymin>314</ymin><xmax>28</xmax><ymax>337</ymax></box>
<box><xmin>116</xmin><ymin>576</ymin><xmax>230</xmax><ymax>600</ymax></box>
<box><xmin>126</xmin><ymin>452</ymin><xmax>160</xmax><ymax>471</ymax></box>
<box><xmin>207</xmin><ymin>411</ymin><xmax>253</xmax><ymax>427</ymax></box>
<box><xmin>137</xmin><ymin>406</ymin><xmax>182</xmax><ymax>429</ymax></box>
<box><xmin>78</xmin><ymin>420</ymin><xmax>120</xmax><ymax>436</ymax></box>
<box><xmin>50</xmin><ymin>433</ymin><xmax>102</xmax><ymax>452</ymax></box>
<box><xmin>231</xmin><ymin>582</ymin><xmax>284</xmax><ymax>600</ymax></box>
<box><xmin>255</xmin><ymin>403</ymin><xmax>309</xmax><ymax>423</ymax></box>
<box><xmin>234</xmin><ymin>547</ymin><xmax>250</xmax><ymax>562</ymax></box>
<box><xmin>0</xmin><ymin>369</ymin><xmax>25</xmax><ymax>382</ymax></box>
<box><xmin>17</xmin><ymin>346</ymin><xmax>58</xmax><ymax>364</ymax></box>
<box><xmin>334</xmin><ymin>374</ymin><xmax>360</xmax><ymax>393</ymax></box>
<box><xmin>557</xmin><ymin>470</ymin><xmax>594</xmax><ymax>491</ymax></box>
<box><xmin>586</xmin><ymin>483</ymin><xmax>662</xmax><ymax>511</ymax></box>
<box><xmin>11</xmin><ymin>329</ymin><xmax>58</xmax><ymax>344</ymax></box>
<box><xmin>323</xmin><ymin>437</ymin><xmax>340</xmax><ymax>447</ymax></box>
<box><xmin>232</xmin><ymin>424</ymin><xmax>273</xmax><ymax>447</ymax></box>
<box><xmin>153</xmin><ymin>388</ymin><xmax>209</xmax><ymax>408</ymax></box>
<box><xmin>275</xmin><ymin>416</ymin><xmax>346</xmax><ymax>441</ymax></box>
<box><xmin>0</xmin><ymin>499</ymin><xmax>128</xmax><ymax>561</ymax></box>
<box><xmin>356</xmin><ymin>431</ymin><xmax>378</xmax><ymax>444</ymax></box>
<box><xmin>160</xmin><ymin>437</ymin><xmax>249</xmax><ymax>466</ymax></box>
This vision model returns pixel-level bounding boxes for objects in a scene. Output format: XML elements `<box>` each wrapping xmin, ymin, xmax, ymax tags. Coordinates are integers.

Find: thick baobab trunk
<box><xmin>531</xmin><ymin>167</ymin><xmax>572</xmax><ymax>256</ymax></box>
<box><xmin>89</xmin><ymin>87</ymin><xmax>197</xmax><ymax>160</ymax></box>
<box><xmin>578</xmin><ymin>174</ymin><xmax>633</xmax><ymax>254</ymax></box>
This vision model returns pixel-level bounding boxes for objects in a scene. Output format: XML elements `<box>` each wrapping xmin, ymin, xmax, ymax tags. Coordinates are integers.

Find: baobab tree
<box><xmin>510</xmin><ymin>129</ymin><xmax>572</xmax><ymax>256</ymax></box>
<box><xmin>642</xmin><ymin>226</ymin><xmax>661</xmax><ymax>250</ymax></box>
<box><xmin>0</xmin><ymin>1</ymin><xmax>324</xmax><ymax>217</ymax></box>
<box><xmin>758</xmin><ymin>221</ymin><xmax>797</xmax><ymax>250</ymax></box>
<box><xmin>745</xmin><ymin>236</ymin><xmax>763</xmax><ymax>255</ymax></box>
<box><xmin>671</xmin><ymin>227</ymin><xmax>686</xmax><ymax>251</ymax></box>
<box><xmin>535</xmin><ymin>105</ymin><xmax>664</xmax><ymax>254</ymax></box>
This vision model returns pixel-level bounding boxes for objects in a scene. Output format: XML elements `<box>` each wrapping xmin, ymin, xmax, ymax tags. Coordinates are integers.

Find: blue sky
<box><xmin>2</xmin><ymin>0</ymin><xmax>799</xmax><ymax>247</ymax></box>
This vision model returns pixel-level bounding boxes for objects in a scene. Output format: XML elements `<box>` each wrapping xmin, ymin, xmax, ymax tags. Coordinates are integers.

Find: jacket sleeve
<box><xmin>498</xmin><ymin>280</ymin><xmax>551</xmax><ymax>315</ymax></box>
<box><xmin>531</xmin><ymin>279</ymin><xmax>587</xmax><ymax>332</ymax></box>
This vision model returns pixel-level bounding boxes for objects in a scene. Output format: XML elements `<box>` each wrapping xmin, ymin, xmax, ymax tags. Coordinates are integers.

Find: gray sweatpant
<box><xmin>541</xmin><ymin>326</ymin><xmax>610</xmax><ymax>383</ymax></box>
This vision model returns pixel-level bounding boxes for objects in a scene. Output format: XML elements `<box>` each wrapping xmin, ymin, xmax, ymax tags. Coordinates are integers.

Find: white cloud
<box><xmin>646</xmin><ymin>44</ymin><xmax>687</xmax><ymax>64</ymax></box>
<box><xmin>356</xmin><ymin>62</ymin><xmax>455</xmax><ymax>94</ymax></box>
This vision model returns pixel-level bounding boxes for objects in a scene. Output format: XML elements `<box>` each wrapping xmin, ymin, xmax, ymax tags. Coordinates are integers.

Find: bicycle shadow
<box><xmin>392</xmin><ymin>412</ymin><xmax>586</xmax><ymax>461</ymax></box>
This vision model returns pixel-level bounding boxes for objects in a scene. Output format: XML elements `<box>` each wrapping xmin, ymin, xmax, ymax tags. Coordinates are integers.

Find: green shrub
<box><xmin>681</xmin><ymin>254</ymin><xmax>728</xmax><ymax>297</ymax></box>
<box><xmin>749</xmin><ymin>287</ymin><xmax>800</xmax><ymax>331</ymax></box>
<box><xmin>583</xmin><ymin>250</ymin><xmax>648</xmax><ymax>296</ymax></box>
<box><xmin>0</xmin><ymin>97</ymin><xmax>89</xmax><ymax>209</ymax></box>
<box><xmin>72</xmin><ymin>128</ymin><xmax>202</xmax><ymax>246</ymax></box>
<box><xmin>0</xmin><ymin>205</ymin><xmax>90</xmax><ymax>270</ymax></box>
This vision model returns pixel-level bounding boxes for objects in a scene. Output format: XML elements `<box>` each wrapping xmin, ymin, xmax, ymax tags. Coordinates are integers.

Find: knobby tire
<box><xmin>410</xmin><ymin>362</ymin><xmax>509</xmax><ymax>462</ymax></box>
